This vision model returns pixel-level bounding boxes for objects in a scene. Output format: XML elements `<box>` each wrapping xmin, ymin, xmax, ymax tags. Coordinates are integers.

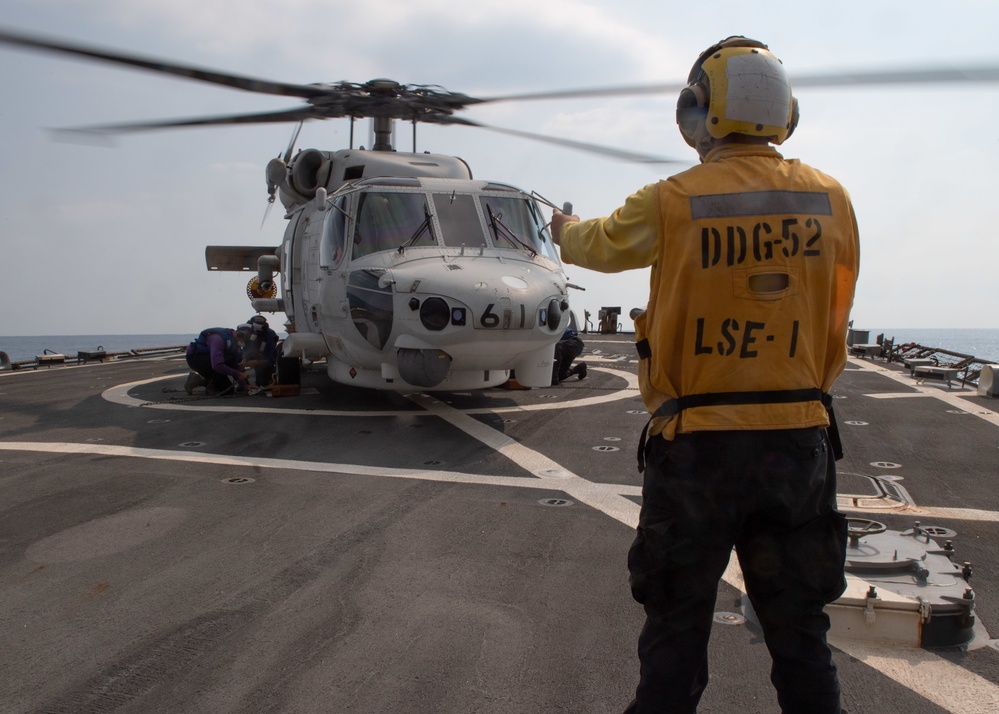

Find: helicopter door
<box><xmin>320</xmin><ymin>196</ymin><xmax>348</xmax><ymax>268</ymax></box>
<box><xmin>281</xmin><ymin>211</ymin><xmax>305</xmax><ymax>330</ymax></box>
<box><xmin>303</xmin><ymin>218</ymin><xmax>323</xmax><ymax>332</ymax></box>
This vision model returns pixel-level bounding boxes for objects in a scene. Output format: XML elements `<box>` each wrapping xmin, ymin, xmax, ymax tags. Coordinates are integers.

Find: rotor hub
<box><xmin>303</xmin><ymin>80</ymin><xmax>476</xmax><ymax>122</ymax></box>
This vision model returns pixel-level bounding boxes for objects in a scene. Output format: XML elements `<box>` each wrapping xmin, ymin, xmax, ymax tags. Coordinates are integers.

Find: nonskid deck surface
<box><xmin>1</xmin><ymin>335</ymin><xmax>998</xmax><ymax>714</ymax></box>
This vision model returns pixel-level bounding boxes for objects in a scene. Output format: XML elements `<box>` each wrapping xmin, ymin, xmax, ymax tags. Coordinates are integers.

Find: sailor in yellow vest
<box><xmin>552</xmin><ymin>36</ymin><xmax>859</xmax><ymax>714</ymax></box>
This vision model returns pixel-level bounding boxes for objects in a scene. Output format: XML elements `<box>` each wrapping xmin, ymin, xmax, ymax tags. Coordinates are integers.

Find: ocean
<box><xmin>863</xmin><ymin>328</ymin><xmax>999</xmax><ymax>363</ymax></box>
<box><xmin>0</xmin><ymin>334</ymin><xmax>196</xmax><ymax>364</ymax></box>
<box><xmin>2</xmin><ymin>328</ymin><xmax>998</xmax><ymax>365</ymax></box>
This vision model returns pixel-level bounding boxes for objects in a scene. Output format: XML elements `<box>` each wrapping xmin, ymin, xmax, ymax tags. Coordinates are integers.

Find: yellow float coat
<box><xmin>559</xmin><ymin>143</ymin><xmax>859</xmax><ymax>439</ymax></box>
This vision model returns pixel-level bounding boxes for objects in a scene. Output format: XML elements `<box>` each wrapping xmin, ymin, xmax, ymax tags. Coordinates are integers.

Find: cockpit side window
<box><xmin>320</xmin><ymin>196</ymin><xmax>347</xmax><ymax>268</ymax></box>
<box><xmin>431</xmin><ymin>192</ymin><xmax>487</xmax><ymax>248</ymax></box>
<box><xmin>530</xmin><ymin>201</ymin><xmax>561</xmax><ymax>262</ymax></box>
<box><xmin>479</xmin><ymin>195</ymin><xmax>549</xmax><ymax>255</ymax></box>
<box><xmin>354</xmin><ymin>191</ymin><xmax>434</xmax><ymax>258</ymax></box>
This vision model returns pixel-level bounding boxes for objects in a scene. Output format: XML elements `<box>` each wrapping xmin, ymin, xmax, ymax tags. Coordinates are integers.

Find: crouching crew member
<box><xmin>185</xmin><ymin>325</ymin><xmax>249</xmax><ymax>396</ymax></box>
<box><xmin>552</xmin><ymin>326</ymin><xmax>587</xmax><ymax>385</ymax></box>
<box><xmin>242</xmin><ymin>315</ymin><xmax>279</xmax><ymax>387</ymax></box>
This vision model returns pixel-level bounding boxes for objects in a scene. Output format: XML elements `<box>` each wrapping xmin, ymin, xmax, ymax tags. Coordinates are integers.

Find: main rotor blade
<box><xmin>437</xmin><ymin>116</ymin><xmax>687</xmax><ymax>165</ymax></box>
<box><xmin>0</xmin><ymin>27</ymin><xmax>327</xmax><ymax>99</ymax></box>
<box><xmin>475</xmin><ymin>65</ymin><xmax>999</xmax><ymax>104</ymax></box>
<box><xmin>792</xmin><ymin>66</ymin><xmax>999</xmax><ymax>88</ymax></box>
<box><xmin>476</xmin><ymin>84</ymin><xmax>686</xmax><ymax>103</ymax></box>
<box><xmin>52</xmin><ymin>107</ymin><xmax>319</xmax><ymax>136</ymax></box>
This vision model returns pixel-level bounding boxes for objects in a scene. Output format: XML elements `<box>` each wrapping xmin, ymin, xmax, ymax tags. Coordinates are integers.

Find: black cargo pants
<box><xmin>623</xmin><ymin>427</ymin><xmax>847</xmax><ymax>714</ymax></box>
<box><xmin>186</xmin><ymin>352</ymin><xmax>237</xmax><ymax>395</ymax></box>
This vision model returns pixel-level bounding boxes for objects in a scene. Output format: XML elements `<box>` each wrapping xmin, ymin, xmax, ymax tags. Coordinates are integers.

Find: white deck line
<box><xmin>5</xmin><ymin>356</ymin><xmax>997</xmax><ymax>711</ymax></box>
<box><xmin>6</xmin><ymin>437</ymin><xmax>994</xmax><ymax>711</ymax></box>
<box><xmin>849</xmin><ymin>357</ymin><xmax>999</xmax><ymax>428</ymax></box>
<box><xmin>2</xmin><ymin>436</ymin><xmax>996</xmax><ymax>714</ymax></box>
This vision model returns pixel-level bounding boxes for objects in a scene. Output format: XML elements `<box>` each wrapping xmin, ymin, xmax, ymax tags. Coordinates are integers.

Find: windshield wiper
<box><xmin>486</xmin><ymin>205</ymin><xmax>536</xmax><ymax>256</ymax></box>
<box><xmin>398</xmin><ymin>203</ymin><xmax>436</xmax><ymax>253</ymax></box>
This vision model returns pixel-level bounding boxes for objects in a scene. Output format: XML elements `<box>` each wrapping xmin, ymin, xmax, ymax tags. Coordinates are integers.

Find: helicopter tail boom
<box><xmin>205</xmin><ymin>246</ymin><xmax>279</xmax><ymax>272</ymax></box>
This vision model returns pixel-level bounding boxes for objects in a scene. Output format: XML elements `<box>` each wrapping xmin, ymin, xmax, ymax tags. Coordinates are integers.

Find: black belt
<box><xmin>637</xmin><ymin>388</ymin><xmax>843</xmax><ymax>471</ymax></box>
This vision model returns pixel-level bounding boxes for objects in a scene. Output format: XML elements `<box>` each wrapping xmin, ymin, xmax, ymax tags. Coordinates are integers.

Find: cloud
<box><xmin>57</xmin><ymin>199</ymin><xmax>131</xmax><ymax>223</ymax></box>
<box><xmin>2</xmin><ymin>0</ymin><xmax>998</xmax><ymax>335</ymax></box>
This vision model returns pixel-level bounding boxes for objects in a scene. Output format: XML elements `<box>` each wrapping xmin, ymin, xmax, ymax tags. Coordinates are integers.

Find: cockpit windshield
<box><xmin>350</xmin><ymin>188</ymin><xmax>559</xmax><ymax>262</ymax></box>
<box><xmin>479</xmin><ymin>194</ymin><xmax>556</xmax><ymax>259</ymax></box>
<box><xmin>431</xmin><ymin>192</ymin><xmax>487</xmax><ymax>248</ymax></box>
<box><xmin>354</xmin><ymin>192</ymin><xmax>433</xmax><ymax>259</ymax></box>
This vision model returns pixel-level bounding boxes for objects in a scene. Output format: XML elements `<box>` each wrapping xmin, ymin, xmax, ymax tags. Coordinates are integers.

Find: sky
<box><xmin>1</xmin><ymin>0</ymin><xmax>997</xmax><ymax>336</ymax></box>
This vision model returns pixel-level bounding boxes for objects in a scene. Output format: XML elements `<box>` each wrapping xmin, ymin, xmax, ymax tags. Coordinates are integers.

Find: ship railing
<box><xmin>128</xmin><ymin>345</ymin><xmax>187</xmax><ymax>358</ymax></box>
<box><xmin>3</xmin><ymin>345</ymin><xmax>187</xmax><ymax>371</ymax></box>
<box><xmin>885</xmin><ymin>341</ymin><xmax>997</xmax><ymax>387</ymax></box>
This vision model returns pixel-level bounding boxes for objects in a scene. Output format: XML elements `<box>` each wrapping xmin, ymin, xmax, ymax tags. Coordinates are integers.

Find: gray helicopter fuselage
<box><xmin>270</xmin><ymin>149</ymin><xmax>569</xmax><ymax>390</ymax></box>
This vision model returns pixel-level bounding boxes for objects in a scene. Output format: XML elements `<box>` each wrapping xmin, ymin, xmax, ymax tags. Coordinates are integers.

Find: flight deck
<box><xmin>2</xmin><ymin>333</ymin><xmax>999</xmax><ymax>713</ymax></box>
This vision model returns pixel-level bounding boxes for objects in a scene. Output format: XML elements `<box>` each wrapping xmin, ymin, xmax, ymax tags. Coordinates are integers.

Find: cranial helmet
<box><xmin>235</xmin><ymin>324</ymin><xmax>253</xmax><ymax>342</ymax></box>
<box><xmin>676</xmin><ymin>36</ymin><xmax>799</xmax><ymax>152</ymax></box>
<box><xmin>248</xmin><ymin>315</ymin><xmax>269</xmax><ymax>332</ymax></box>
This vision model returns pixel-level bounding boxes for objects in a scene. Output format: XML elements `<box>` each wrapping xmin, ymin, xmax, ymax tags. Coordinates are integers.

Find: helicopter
<box><xmin>207</xmin><ymin>112</ymin><xmax>576</xmax><ymax>391</ymax></box>
<box><xmin>2</xmin><ymin>28</ymin><xmax>998</xmax><ymax>390</ymax></box>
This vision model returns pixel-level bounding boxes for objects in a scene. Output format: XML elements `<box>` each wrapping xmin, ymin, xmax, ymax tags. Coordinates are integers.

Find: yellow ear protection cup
<box><xmin>677</xmin><ymin>36</ymin><xmax>798</xmax><ymax>148</ymax></box>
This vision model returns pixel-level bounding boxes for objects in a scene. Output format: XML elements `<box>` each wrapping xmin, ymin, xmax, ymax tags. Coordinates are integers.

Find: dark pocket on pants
<box><xmin>793</xmin><ymin>509</ymin><xmax>848</xmax><ymax>603</ymax></box>
<box><xmin>628</xmin><ymin>512</ymin><xmax>678</xmax><ymax>606</ymax></box>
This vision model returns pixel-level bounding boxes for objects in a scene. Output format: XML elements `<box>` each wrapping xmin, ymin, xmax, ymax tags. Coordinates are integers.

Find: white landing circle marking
<box><xmin>11</xmin><ymin>357</ymin><xmax>999</xmax><ymax>710</ymax></box>
<box><xmin>4</xmin><ymin>439</ymin><xmax>999</xmax><ymax>709</ymax></box>
<box><xmin>851</xmin><ymin>357</ymin><xmax>999</xmax><ymax>429</ymax></box>
<box><xmin>592</xmin><ymin>445</ymin><xmax>620</xmax><ymax>452</ymax></box>
<box><xmin>102</xmin><ymin>365</ymin><xmax>638</xmax><ymax>417</ymax></box>
<box><xmin>844</xmin><ymin>421</ymin><xmax>868</xmax><ymax>426</ymax></box>
<box><xmin>871</xmin><ymin>461</ymin><xmax>902</xmax><ymax>469</ymax></box>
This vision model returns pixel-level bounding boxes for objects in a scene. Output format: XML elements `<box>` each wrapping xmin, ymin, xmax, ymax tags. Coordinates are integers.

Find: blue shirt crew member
<box><xmin>186</xmin><ymin>326</ymin><xmax>249</xmax><ymax>396</ymax></box>
<box><xmin>552</xmin><ymin>37</ymin><xmax>859</xmax><ymax>714</ymax></box>
<box><xmin>242</xmin><ymin>315</ymin><xmax>279</xmax><ymax>387</ymax></box>
<box><xmin>552</xmin><ymin>326</ymin><xmax>586</xmax><ymax>385</ymax></box>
